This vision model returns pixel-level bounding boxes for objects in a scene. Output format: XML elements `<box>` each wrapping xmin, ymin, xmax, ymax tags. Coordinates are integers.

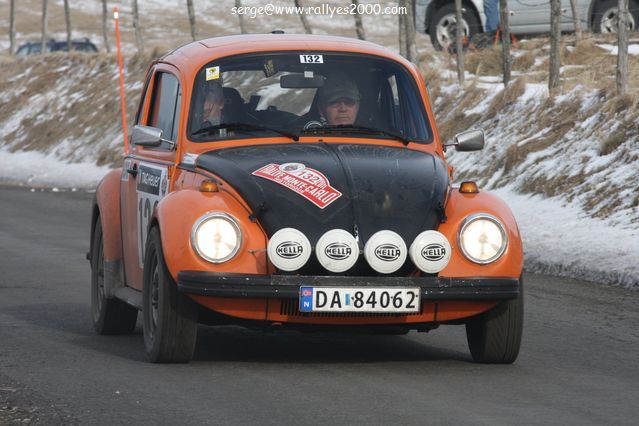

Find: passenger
<box><xmin>201</xmin><ymin>81</ymin><xmax>225</xmax><ymax>127</ymax></box>
<box><xmin>317</xmin><ymin>76</ymin><xmax>361</xmax><ymax>126</ymax></box>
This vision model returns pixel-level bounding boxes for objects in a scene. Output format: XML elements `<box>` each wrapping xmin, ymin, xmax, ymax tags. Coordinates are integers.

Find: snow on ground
<box><xmin>0</xmin><ymin>148</ymin><xmax>111</xmax><ymax>188</ymax></box>
<box><xmin>597</xmin><ymin>43</ymin><xmax>639</xmax><ymax>55</ymax></box>
<box><xmin>494</xmin><ymin>186</ymin><xmax>639</xmax><ymax>289</ymax></box>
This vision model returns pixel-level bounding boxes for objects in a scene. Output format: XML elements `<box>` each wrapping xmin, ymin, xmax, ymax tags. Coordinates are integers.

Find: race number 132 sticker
<box><xmin>300</xmin><ymin>54</ymin><xmax>323</xmax><ymax>63</ymax></box>
<box><xmin>252</xmin><ymin>162</ymin><xmax>341</xmax><ymax>209</ymax></box>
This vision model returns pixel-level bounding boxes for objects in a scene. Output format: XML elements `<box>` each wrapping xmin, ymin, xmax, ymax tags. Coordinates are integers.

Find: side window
<box><xmin>148</xmin><ymin>72</ymin><xmax>181</xmax><ymax>147</ymax></box>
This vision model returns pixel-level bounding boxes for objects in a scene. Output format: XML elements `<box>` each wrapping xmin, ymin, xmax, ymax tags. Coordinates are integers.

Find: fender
<box><xmin>437</xmin><ymin>188</ymin><xmax>523</xmax><ymax>278</ymax></box>
<box><xmin>153</xmin><ymin>188</ymin><xmax>269</xmax><ymax>281</ymax></box>
<box><xmin>92</xmin><ymin>169</ymin><xmax>124</xmax><ymax>297</ymax></box>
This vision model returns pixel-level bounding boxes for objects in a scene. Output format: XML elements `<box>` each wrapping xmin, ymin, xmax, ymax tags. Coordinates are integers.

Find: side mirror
<box><xmin>445</xmin><ymin>129</ymin><xmax>485</xmax><ymax>152</ymax></box>
<box><xmin>131</xmin><ymin>125</ymin><xmax>175</xmax><ymax>149</ymax></box>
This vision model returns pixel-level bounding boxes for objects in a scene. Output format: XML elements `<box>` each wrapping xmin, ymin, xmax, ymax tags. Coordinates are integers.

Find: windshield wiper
<box><xmin>301</xmin><ymin>124</ymin><xmax>410</xmax><ymax>145</ymax></box>
<box><xmin>192</xmin><ymin>122</ymin><xmax>299</xmax><ymax>141</ymax></box>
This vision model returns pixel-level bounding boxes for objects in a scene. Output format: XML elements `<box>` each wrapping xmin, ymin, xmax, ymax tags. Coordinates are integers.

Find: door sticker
<box><xmin>136</xmin><ymin>163</ymin><xmax>169</xmax><ymax>267</ymax></box>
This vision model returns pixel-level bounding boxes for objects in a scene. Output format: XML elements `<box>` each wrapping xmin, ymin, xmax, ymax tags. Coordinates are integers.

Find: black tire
<box><xmin>465</xmin><ymin>276</ymin><xmax>524</xmax><ymax>364</ymax></box>
<box><xmin>429</xmin><ymin>3</ymin><xmax>481</xmax><ymax>51</ymax></box>
<box><xmin>592</xmin><ymin>0</ymin><xmax>639</xmax><ymax>33</ymax></box>
<box><xmin>143</xmin><ymin>227</ymin><xmax>198</xmax><ymax>363</ymax></box>
<box><xmin>91</xmin><ymin>219</ymin><xmax>138</xmax><ymax>335</ymax></box>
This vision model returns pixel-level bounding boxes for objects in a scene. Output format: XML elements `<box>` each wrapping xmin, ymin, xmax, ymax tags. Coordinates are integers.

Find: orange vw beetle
<box><xmin>89</xmin><ymin>34</ymin><xmax>523</xmax><ymax>363</ymax></box>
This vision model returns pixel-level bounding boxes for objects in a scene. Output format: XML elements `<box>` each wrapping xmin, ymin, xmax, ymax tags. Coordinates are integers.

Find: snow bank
<box><xmin>495</xmin><ymin>187</ymin><xmax>638</xmax><ymax>288</ymax></box>
<box><xmin>0</xmin><ymin>148</ymin><xmax>111</xmax><ymax>188</ymax></box>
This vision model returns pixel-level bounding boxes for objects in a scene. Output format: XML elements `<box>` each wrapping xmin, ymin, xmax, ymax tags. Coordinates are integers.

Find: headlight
<box><xmin>191</xmin><ymin>212</ymin><xmax>242</xmax><ymax>263</ymax></box>
<box><xmin>458</xmin><ymin>214</ymin><xmax>508</xmax><ymax>264</ymax></box>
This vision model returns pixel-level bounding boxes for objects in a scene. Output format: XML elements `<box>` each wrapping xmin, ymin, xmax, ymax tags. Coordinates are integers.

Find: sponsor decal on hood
<box><xmin>252</xmin><ymin>162</ymin><xmax>342</xmax><ymax>209</ymax></box>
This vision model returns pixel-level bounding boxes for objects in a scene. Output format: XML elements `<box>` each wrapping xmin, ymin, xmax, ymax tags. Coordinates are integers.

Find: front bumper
<box><xmin>177</xmin><ymin>272</ymin><xmax>519</xmax><ymax>300</ymax></box>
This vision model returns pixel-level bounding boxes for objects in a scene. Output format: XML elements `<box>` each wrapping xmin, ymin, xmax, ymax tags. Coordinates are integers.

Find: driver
<box><xmin>317</xmin><ymin>76</ymin><xmax>361</xmax><ymax>126</ymax></box>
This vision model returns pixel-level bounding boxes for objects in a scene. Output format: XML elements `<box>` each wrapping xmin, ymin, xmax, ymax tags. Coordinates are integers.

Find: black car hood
<box><xmin>196</xmin><ymin>143</ymin><xmax>449</xmax><ymax>274</ymax></box>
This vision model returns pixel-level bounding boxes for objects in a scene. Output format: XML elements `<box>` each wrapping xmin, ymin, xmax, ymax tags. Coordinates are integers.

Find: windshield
<box><xmin>188</xmin><ymin>52</ymin><xmax>432</xmax><ymax>143</ymax></box>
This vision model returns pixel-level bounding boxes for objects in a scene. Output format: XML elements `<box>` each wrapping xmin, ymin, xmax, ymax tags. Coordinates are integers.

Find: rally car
<box><xmin>89</xmin><ymin>33</ymin><xmax>524</xmax><ymax>363</ymax></box>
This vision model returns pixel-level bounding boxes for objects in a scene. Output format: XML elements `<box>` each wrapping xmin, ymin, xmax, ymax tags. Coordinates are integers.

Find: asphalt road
<box><xmin>0</xmin><ymin>186</ymin><xmax>638</xmax><ymax>425</ymax></box>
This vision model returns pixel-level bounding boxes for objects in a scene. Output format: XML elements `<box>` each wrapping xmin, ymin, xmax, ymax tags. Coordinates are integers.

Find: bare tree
<box><xmin>499</xmin><ymin>0</ymin><xmax>511</xmax><ymax>86</ymax></box>
<box><xmin>405</xmin><ymin>0</ymin><xmax>417</xmax><ymax>61</ymax></box>
<box><xmin>41</xmin><ymin>0</ymin><xmax>49</xmax><ymax>55</ymax></box>
<box><xmin>549</xmin><ymin>0</ymin><xmax>561</xmax><ymax>93</ymax></box>
<box><xmin>295</xmin><ymin>0</ymin><xmax>313</xmax><ymax>34</ymax></box>
<box><xmin>236</xmin><ymin>0</ymin><xmax>246</xmax><ymax>34</ymax></box>
<box><xmin>187</xmin><ymin>0</ymin><xmax>197</xmax><ymax>41</ymax></box>
<box><xmin>9</xmin><ymin>0</ymin><xmax>16</xmax><ymax>55</ymax></box>
<box><xmin>569</xmin><ymin>0</ymin><xmax>582</xmax><ymax>43</ymax></box>
<box><xmin>454</xmin><ymin>0</ymin><xmax>464</xmax><ymax>85</ymax></box>
<box><xmin>132</xmin><ymin>0</ymin><xmax>144</xmax><ymax>54</ymax></box>
<box><xmin>352</xmin><ymin>0</ymin><xmax>365</xmax><ymax>40</ymax></box>
<box><xmin>617</xmin><ymin>0</ymin><xmax>629</xmax><ymax>95</ymax></box>
<box><xmin>102</xmin><ymin>0</ymin><xmax>110</xmax><ymax>53</ymax></box>
<box><xmin>63</xmin><ymin>0</ymin><xmax>72</xmax><ymax>51</ymax></box>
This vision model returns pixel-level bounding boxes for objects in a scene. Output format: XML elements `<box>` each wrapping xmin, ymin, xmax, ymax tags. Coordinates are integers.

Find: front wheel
<box><xmin>143</xmin><ymin>227</ymin><xmax>198</xmax><ymax>363</ymax></box>
<box><xmin>593</xmin><ymin>0</ymin><xmax>638</xmax><ymax>33</ymax></box>
<box><xmin>465</xmin><ymin>276</ymin><xmax>524</xmax><ymax>364</ymax></box>
<box><xmin>429</xmin><ymin>3</ymin><xmax>481</xmax><ymax>51</ymax></box>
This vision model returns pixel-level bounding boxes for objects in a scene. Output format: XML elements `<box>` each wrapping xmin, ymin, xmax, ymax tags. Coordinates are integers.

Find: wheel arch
<box><xmin>437</xmin><ymin>188</ymin><xmax>524</xmax><ymax>278</ymax></box>
<box><xmin>93</xmin><ymin>169</ymin><xmax>124</xmax><ymax>263</ymax></box>
<box><xmin>151</xmin><ymin>188</ymin><xmax>269</xmax><ymax>280</ymax></box>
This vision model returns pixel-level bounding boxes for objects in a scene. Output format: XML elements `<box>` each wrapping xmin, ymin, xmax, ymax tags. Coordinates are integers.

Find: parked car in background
<box><xmin>15</xmin><ymin>38</ymin><xmax>98</xmax><ymax>56</ymax></box>
<box><xmin>416</xmin><ymin>0</ymin><xmax>639</xmax><ymax>50</ymax></box>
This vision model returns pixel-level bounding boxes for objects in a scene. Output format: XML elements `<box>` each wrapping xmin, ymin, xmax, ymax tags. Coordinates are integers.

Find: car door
<box><xmin>509</xmin><ymin>0</ymin><xmax>580</xmax><ymax>33</ymax></box>
<box><xmin>121</xmin><ymin>68</ymin><xmax>182</xmax><ymax>290</ymax></box>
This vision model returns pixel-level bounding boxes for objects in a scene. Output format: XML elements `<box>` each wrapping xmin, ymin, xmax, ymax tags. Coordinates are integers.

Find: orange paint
<box><xmin>92</xmin><ymin>34</ymin><xmax>523</xmax><ymax>329</ymax></box>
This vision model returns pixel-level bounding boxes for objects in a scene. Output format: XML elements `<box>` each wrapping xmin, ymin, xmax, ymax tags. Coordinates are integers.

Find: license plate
<box><xmin>299</xmin><ymin>287</ymin><xmax>420</xmax><ymax>313</ymax></box>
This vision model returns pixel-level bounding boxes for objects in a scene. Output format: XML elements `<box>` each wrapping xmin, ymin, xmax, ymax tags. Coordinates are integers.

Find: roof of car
<box><xmin>159</xmin><ymin>33</ymin><xmax>413</xmax><ymax>77</ymax></box>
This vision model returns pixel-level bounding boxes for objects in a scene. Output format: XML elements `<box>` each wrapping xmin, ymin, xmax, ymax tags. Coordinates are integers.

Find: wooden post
<box><xmin>455</xmin><ymin>0</ymin><xmax>465</xmax><ymax>85</ymax></box>
<box><xmin>499</xmin><ymin>0</ymin><xmax>511</xmax><ymax>86</ymax></box>
<box><xmin>102</xmin><ymin>0</ymin><xmax>110</xmax><ymax>53</ymax></box>
<box><xmin>187</xmin><ymin>0</ymin><xmax>197</xmax><ymax>41</ymax></box>
<box><xmin>569</xmin><ymin>0</ymin><xmax>582</xmax><ymax>43</ymax></box>
<box><xmin>352</xmin><ymin>0</ymin><xmax>365</xmax><ymax>40</ymax></box>
<box><xmin>236</xmin><ymin>0</ymin><xmax>246</xmax><ymax>34</ymax></box>
<box><xmin>41</xmin><ymin>0</ymin><xmax>49</xmax><ymax>55</ymax></box>
<box><xmin>399</xmin><ymin>0</ymin><xmax>407</xmax><ymax>57</ymax></box>
<box><xmin>9</xmin><ymin>0</ymin><xmax>16</xmax><ymax>55</ymax></box>
<box><xmin>549</xmin><ymin>0</ymin><xmax>561</xmax><ymax>94</ymax></box>
<box><xmin>132</xmin><ymin>0</ymin><xmax>144</xmax><ymax>54</ymax></box>
<box><xmin>295</xmin><ymin>0</ymin><xmax>313</xmax><ymax>34</ymax></box>
<box><xmin>405</xmin><ymin>0</ymin><xmax>418</xmax><ymax>61</ymax></box>
<box><xmin>114</xmin><ymin>7</ymin><xmax>129</xmax><ymax>155</ymax></box>
<box><xmin>616</xmin><ymin>0</ymin><xmax>629</xmax><ymax>95</ymax></box>
<box><xmin>63</xmin><ymin>0</ymin><xmax>72</xmax><ymax>51</ymax></box>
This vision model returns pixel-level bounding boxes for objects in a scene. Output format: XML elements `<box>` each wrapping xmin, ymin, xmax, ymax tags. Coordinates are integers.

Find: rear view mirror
<box><xmin>280</xmin><ymin>73</ymin><xmax>325</xmax><ymax>89</ymax></box>
<box><xmin>132</xmin><ymin>125</ymin><xmax>163</xmax><ymax>147</ymax></box>
<box><xmin>131</xmin><ymin>125</ymin><xmax>175</xmax><ymax>150</ymax></box>
<box><xmin>446</xmin><ymin>129</ymin><xmax>485</xmax><ymax>152</ymax></box>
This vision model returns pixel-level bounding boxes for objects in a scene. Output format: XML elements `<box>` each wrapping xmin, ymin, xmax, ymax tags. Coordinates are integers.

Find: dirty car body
<box><xmin>89</xmin><ymin>34</ymin><xmax>524</xmax><ymax>363</ymax></box>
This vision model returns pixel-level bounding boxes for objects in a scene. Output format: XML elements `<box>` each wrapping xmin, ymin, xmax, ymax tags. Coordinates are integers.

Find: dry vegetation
<box><xmin>420</xmin><ymin>33</ymin><xmax>639</xmax><ymax>224</ymax></box>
